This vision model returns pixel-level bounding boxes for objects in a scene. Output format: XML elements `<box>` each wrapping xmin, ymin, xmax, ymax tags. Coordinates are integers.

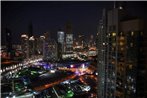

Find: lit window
<box><xmin>131</xmin><ymin>32</ymin><xmax>134</xmax><ymax>36</ymax></box>
<box><xmin>120</xmin><ymin>42</ymin><xmax>124</xmax><ymax>46</ymax></box>
<box><xmin>101</xmin><ymin>26</ymin><xmax>103</xmax><ymax>29</ymax></box>
<box><xmin>130</xmin><ymin>43</ymin><xmax>133</xmax><ymax>47</ymax></box>
<box><xmin>112</xmin><ymin>61</ymin><xmax>115</xmax><ymax>64</ymax></box>
<box><xmin>129</xmin><ymin>64</ymin><xmax>133</xmax><ymax>69</ymax></box>
<box><xmin>120</xmin><ymin>48</ymin><xmax>124</xmax><ymax>51</ymax></box>
<box><xmin>120</xmin><ymin>32</ymin><xmax>123</xmax><ymax>35</ymax></box>
<box><xmin>120</xmin><ymin>37</ymin><xmax>124</xmax><ymax>40</ymax></box>
<box><xmin>119</xmin><ymin>6</ymin><xmax>123</xmax><ymax>10</ymax></box>
<box><xmin>112</xmin><ymin>48</ymin><xmax>114</xmax><ymax>51</ymax></box>
<box><xmin>112</xmin><ymin>43</ymin><xmax>116</xmax><ymax>46</ymax></box>
<box><xmin>112</xmin><ymin>32</ymin><xmax>116</xmax><ymax>36</ymax></box>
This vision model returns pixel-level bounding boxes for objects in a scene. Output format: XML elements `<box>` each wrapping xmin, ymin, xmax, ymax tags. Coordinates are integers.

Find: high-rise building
<box><xmin>97</xmin><ymin>3</ymin><xmax>147</xmax><ymax>98</ymax></box>
<box><xmin>97</xmin><ymin>8</ymin><xmax>107</xmax><ymax>98</ymax></box>
<box><xmin>21</xmin><ymin>34</ymin><xmax>29</xmax><ymax>59</ymax></box>
<box><xmin>106</xmin><ymin>6</ymin><xmax>127</xmax><ymax>98</ymax></box>
<box><xmin>21</xmin><ymin>34</ymin><xmax>40</xmax><ymax>59</ymax></box>
<box><xmin>38</xmin><ymin>35</ymin><xmax>45</xmax><ymax>55</ymax></box>
<box><xmin>78</xmin><ymin>34</ymin><xmax>84</xmax><ymax>46</ymax></box>
<box><xmin>57</xmin><ymin>31</ymin><xmax>65</xmax><ymax>51</ymax></box>
<box><xmin>29</xmin><ymin>36</ymin><xmax>35</xmax><ymax>57</ymax></box>
<box><xmin>57</xmin><ymin>31</ymin><xmax>65</xmax><ymax>59</ymax></box>
<box><xmin>43</xmin><ymin>32</ymin><xmax>57</xmax><ymax>61</ymax></box>
<box><xmin>89</xmin><ymin>35</ymin><xmax>94</xmax><ymax>47</ymax></box>
<box><xmin>65</xmin><ymin>21</ymin><xmax>73</xmax><ymax>53</ymax></box>
<box><xmin>120</xmin><ymin>18</ymin><xmax>147</xmax><ymax>98</ymax></box>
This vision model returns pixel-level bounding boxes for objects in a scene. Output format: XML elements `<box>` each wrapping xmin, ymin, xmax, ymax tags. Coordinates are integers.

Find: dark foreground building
<box><xmin>97</xmin><ymin>4</ymin><xmax>147</xmax><ymax>98</ymax></box>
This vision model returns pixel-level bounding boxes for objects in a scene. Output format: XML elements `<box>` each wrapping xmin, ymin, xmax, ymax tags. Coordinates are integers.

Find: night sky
<box><xmin>1</xmin><ymin>1</ymin><xmax>147</xmax><ymax>45</ymax></box>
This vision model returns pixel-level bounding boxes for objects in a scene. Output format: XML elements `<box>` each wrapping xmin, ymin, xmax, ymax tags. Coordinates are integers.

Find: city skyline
<box><xmin>1</xmin><ymin>1</ymin><xmax>147</xmax><ymax>98</ymax></box>
<box><xmin>2</xmin><ymin>1</ymin><xmax>147</xmax><ymax>44</ymax></box>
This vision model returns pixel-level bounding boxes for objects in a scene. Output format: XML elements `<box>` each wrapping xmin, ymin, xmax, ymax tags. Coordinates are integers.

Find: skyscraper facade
<box><xmin>57</xmin><ymin>31</ymin><xmax>65</xmax><ymax>52</ymax></box>
<box><xmin>43</xmin><ymin>32</ymin><xmax>57</xmax><ymax>61</ymax></box>
<box><xmin>120</xmin><ymin>18</ymin><xmax>143</xmax><ymax>98</ymax></box>
<box><xmin>65</xmin><ymin>22</ymin><xmax>73</xmax><ymax>53</ymax></box>
<box><xmin>38</xmin><ymin>35</ymin><xmax>45</xmax><ymax>55</ymax></box>
<box><xmin>21</xmin><ymin>34</ymin><xmax>29</xmax><ymax>59</ymax></box>
<box><xmin>97</xmin><ymin>8</ymin><xmax>107</xmax><ymax>98</ymax></box>
<box><xmin>57</xmin><ymin>31</ymin><xmax>65</xmax><ymax>59</ymax></box>
<box><xmin>97</xmin><ymin>4</ymin><xmax>147</xmax><ymax>98</ymax></box>
<box><xmin>106</xmin><ymin>7</ymin><xmax>127</xmax><ymax>98</ymax></box>
<box><xmin>29</xmin><ymin>36</ymin><xmax>35</xmax><ymax>57</ymax></box>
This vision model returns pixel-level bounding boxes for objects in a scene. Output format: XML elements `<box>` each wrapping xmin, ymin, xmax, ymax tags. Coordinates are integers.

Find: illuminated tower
<box><xmin>97</xmin><ymin>4</ymin><xmax>127</xmax><ymax>98</ymax></box>
<box><xmin>38</xmin><ymin>35</ymin><xmax>45</xmax><ymax>55</ymax></box>
<box><xmin>120</xmin><ymin>18</ymin><xmax>146</xmax><ymax>98</ymax></box>
<box><xmin>65</xmin><ymin>21</ymin><xmax>73</xmax><ymax>53</ymax></box>
<box><xmin>57</xmin><ymin>30</ymin><xmax>65</xmax><ymax>59</ymax></box>
<box><xmin>97</xmin><ymin>8</ymin><xmax>107</xmax><ymax>98</ymax></box>
<box><xmin>21</xmin><ymin>33</ymin><xmax>29</xmax><ymax>59</ymax></box>
<box><xmin>57</xmin><ymin>31</ymin><xmax>65</xmax><ymax>51</ymax></box>
<box><xmin>27</xmin><ymin>22</ymin><xmax>36</xmax><ymax>58</ymax></box>
<box><xmin>89</xmin><ymin>35</ymin><xmax>94</xmax><ymax>47</ymax></box>
<box><xmin>29</xmin><ymin>36</ymin><xmax>35</xmax><ymax>57</ymax></box>
<box><xmin>106</xmin><ymin>6</ymin><xmax>126</xmax><ymax>98</ymax></box>
<box><xmin>43</xmin><ymin>32</ymin><xmax>57</xmax><ymax>61</ymax></box>
<box><xmin>99</xmin><ymin>3</ymin><xmax>146</xmax><ymax>98</ymax></box>
<box><xmin>97</xmin><ymin>2</ymin><xmax>147</xmax><ymax>98</ymax></box>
